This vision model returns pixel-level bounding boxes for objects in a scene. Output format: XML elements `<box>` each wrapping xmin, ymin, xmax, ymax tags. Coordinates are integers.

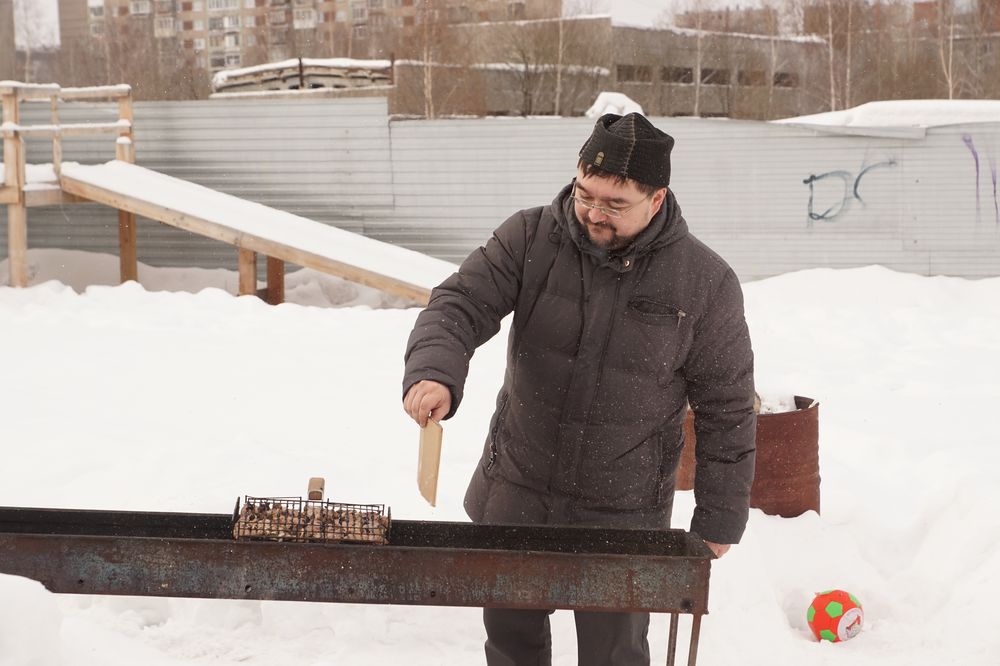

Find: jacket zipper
<box><xmin>486</xmin><ymin>393</ymin><xmax>510</xmax><ymax>471</ymax></box>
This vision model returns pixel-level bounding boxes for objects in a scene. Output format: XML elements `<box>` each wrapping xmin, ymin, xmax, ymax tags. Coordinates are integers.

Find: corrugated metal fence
<box><xmin>3</xmin><ymin>97</ymin><xmax>999</xmax><ymax>280</ymax></box>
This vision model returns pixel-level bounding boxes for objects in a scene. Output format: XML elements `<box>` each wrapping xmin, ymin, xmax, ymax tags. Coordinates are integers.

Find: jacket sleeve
<box><xmin>684</xmin><ymin>268</ymin><xmax>757</xmax><ymax>545</ymax></box>
<box><xmin>402</xmin><ymin>211</ymin><xmax>531</xmax><ymax>419</ymax></box>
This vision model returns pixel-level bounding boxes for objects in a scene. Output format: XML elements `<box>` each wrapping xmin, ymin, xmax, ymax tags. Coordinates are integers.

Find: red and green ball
<box><xmin>806</xmin><ymin>589</ymin><xmax>864</xmax><ymax>642</ymax></box>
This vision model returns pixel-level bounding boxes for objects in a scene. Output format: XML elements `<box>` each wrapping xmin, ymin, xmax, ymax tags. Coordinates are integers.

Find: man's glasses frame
<box><xmin>571</xmin><ymin>190</ymin><xmax>652</xmax><ymax>219</ymax></box>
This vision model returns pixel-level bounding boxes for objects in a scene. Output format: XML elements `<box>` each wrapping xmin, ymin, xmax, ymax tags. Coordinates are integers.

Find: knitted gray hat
<box><xmin>578</xmin><ymin>113</ymin><xmax>674</xmax><ymax>187</ymax></box>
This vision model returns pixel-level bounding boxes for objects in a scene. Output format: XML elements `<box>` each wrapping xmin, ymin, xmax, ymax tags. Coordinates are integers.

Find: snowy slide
<box><xmin>59</xmin><ymin>160</ymin><xmax>455</xmax><ymax>302</ymax></box>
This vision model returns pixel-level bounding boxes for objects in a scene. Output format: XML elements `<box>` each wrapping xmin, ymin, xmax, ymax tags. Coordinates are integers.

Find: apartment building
<box><xmin>65</xmin><ymin>0</ymin><xmax>561</xmax><ymax>73</ymax></box>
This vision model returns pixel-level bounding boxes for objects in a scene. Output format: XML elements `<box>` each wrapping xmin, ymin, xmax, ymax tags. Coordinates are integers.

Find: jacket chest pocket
<box><xmin>609</xmin><ymin>298</ymin><xmax>688</xmax><ymax>386</ymax></box>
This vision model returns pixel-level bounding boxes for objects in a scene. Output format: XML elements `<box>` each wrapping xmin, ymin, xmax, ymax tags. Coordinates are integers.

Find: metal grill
<box><xmin>233</xmin><ymin>497</ymin><xmax>390</xmax><ymax>545</ymax></box>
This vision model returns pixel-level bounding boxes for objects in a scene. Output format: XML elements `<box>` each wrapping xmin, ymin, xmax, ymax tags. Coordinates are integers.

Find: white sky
<box><xmin>0</xmin><ymin>249</ymin><xmax>997</xmax><ymax>664</ymax></box>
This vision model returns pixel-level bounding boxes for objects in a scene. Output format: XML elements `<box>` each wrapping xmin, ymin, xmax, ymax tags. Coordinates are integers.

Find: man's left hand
<box><xmin>705</xmin><ymin>541</ymin><xmax>731</xmax><ymax>558</ymax></box>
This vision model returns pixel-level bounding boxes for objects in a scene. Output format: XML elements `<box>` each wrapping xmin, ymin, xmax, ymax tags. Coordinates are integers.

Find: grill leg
<box><xmin>666</xmin><ymin>613</ymin><xmax>679</xmax><ymax>666</ymax></box>
<box><xmin>686</xmin><ymin>613</ymin><xmax>703</xmax><ymax>666</ymax></box>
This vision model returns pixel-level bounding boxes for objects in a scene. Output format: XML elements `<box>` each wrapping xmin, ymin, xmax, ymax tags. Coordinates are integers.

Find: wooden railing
<box><xmin>1</xmin><ymin>81</ymin><xmax>439</xmax><ymax>304</ymax></box>
<box><xmin>1</xmin><ymin>82</ymin><xmax>136</xmax><ymax>287</ymax></box>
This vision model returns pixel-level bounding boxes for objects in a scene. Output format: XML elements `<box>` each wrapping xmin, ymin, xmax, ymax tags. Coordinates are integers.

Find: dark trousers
<box><xmin>483</xmin><ymin>607</ymin><xmax>650</xmax><ymax>666</ymax></box>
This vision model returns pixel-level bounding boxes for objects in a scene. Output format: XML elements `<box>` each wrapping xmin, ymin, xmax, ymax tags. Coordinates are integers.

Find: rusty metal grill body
<box><xmin>0</xmin><ymin>506</ymin><xmax>713</xmax><ymax>666</ymax></box>
<box><xmin>233</xmin><ymin>497</ymin><xmax>390</xmax><ymax>544</ymax></box>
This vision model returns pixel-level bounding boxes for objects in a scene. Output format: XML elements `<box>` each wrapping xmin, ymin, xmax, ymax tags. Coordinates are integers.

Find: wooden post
<box><xmin>6</xmin><ymin>202</ymin><xmax>27</xmax><ymax>287</ymax></box>
<box><xmin>238</xmin><ymin>248</ymin><xmax>257</xmax><ymax>296</ymax></box>
<box><xmin>115</xmin><ymin>91</ymin><xmax>137</xmax><ymax>283</ymax></box>
<box><xmin>265</xmin><ymin>256</ymin><xmax>284</xmax><ymax>305</ymax></box>
<box><xmin>50</xmin><ymin>94</ymin><xmax>62</xmax><ymax>177</ymax></box>
<box><xmin>115</xmin><ymin>139</ymin><xmax>138</xmax><ymax>283</ymax></box>
<box><xmin>117</xmin><ymin>95</ymin><xmax>134</xmax><ymax>155</ymax></box>
<box><xmin>3</xmin><ymin>88</ymin><xmax>27</xmax><ymax>287</ymax></box>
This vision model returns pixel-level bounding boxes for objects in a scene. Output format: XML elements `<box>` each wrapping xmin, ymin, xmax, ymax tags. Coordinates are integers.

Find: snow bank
<box><xmin>585</xmin><ymin>92</ymin><xmax>644</xmax><ymax>118</ymax></box>
<box><xmin>0</xmin><ymin>575</ymin><xmax>62</xmax><ymax>666</ymax></box>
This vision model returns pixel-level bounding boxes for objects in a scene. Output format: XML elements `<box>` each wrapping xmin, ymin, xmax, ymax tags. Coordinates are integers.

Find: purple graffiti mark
<box><xmin>991</xmin><ymin>157</ymin><xmax>999</xmax><ymax>226</ymax></box>
<box><xmin>962</xmin><ymin>135</ymin><xmax>1000</xmax><ymax>226</ymax></box>
<box><xmin>962</xmin><ymin>134</ymin><xmax>982</xmax><ymax>217</ymax></box>
<box><xmin>803</xmin><ymin>159</ymin><xmax>897</xmax><ymax>225</ymax></box>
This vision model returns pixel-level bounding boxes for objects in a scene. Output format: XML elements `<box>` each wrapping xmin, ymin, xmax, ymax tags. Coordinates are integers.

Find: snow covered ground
<box><xmin>0</xmin><ymin>249</ymin><xmax>997</xmax><ymax>665</ymax></box>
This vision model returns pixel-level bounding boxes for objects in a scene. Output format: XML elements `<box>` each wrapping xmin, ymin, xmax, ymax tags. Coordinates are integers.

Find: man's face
<box><xmin>572</xmin><ymin>168</ymin><xmax>667</xmax><ymax>251</ymax></box>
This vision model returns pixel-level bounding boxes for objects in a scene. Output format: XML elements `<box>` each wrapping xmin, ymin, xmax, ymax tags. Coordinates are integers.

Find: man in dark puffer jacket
<box><xmin>403</xmin><ymin>113</ymin><xmax>756</xmax><ymax>666</ymax></box>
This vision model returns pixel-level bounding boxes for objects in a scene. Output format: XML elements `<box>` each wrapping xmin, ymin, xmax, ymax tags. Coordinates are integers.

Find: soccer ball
<box><xmin>806</xmin><ymin>589</ymin><xmax>864</xmax><ymax>642</ymax></box>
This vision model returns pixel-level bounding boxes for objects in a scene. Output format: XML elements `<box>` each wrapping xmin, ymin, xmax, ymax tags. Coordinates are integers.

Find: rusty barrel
<box><xmin>675</xmin><ymin>395</ymin><xmax>820</xmax><ymax>518</ymax></box>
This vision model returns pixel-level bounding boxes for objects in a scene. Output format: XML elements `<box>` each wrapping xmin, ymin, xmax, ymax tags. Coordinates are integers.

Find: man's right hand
<box><xmin>403</xmin><ymin>380</ymin><xmax>452</xmax><ymax>427</ymax></box>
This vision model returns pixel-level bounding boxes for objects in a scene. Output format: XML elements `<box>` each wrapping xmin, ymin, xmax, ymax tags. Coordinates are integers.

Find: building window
<box><xmin>335</xmin><ymin>9</ymin><xmax>346</xmax><ymax>21</ymax></box>
<box><xmin>293</xmin><ymin>8</ymin><xmax>316</xmax><ymax>28</ymax></box>
<box><xmin>369</xmin><ymin>0</ymin><xmax>382</xmax><ymax>7</ymax></box>
<box><xmin>209</xmin><ymin>34</ymin><xmax>224</xmax><ymax>47</ymax></box>
<box><xmin>353</xmin><ymin>24</ymin><xmax>367</xmax><ymax>39</ymax></box>
<box><xmin>245</xmin><ymin>32</ymin><xmax>257</xmax><ymax>45</ymax></box>
<box><xmin>353</xmin><ymin>6</ymin><xmax>367</xmax><ymax>20</ymax></box>
<box><xmin>507</xmin><ymin>1</ymin><xmax>524</xmax><ymax>19</ymax></box>
<box><xmin>193</xmin><ymin>37</ymin><xmax>206</xmax><ymax>49</ymax></box>
<box><xmin>245</xmin><ymin>0</ymin><xmax>255</xmax><ymax>7</ymax></box>
<box><xmin>700</xmin><ymin>68</ymin><xmax>730</xmax><ymax>85</ymax></box>
<box><xmin>270</xmin><ymin>9</ymin><xmax>287</xmax><ymax>23</ymax></box>
<box><xmin>193</xmin><ymin>19</ymin><xmax>204</xmax><ymax>29</ymax></box>
<box><xmin>90</xmin><ymin>21</ymin><xmax>105</xmax><ymax>36</ymax></box>
<box><xmin>192</xmin><ymin>1</ymin><xmax>203</xmax><ymax>10</ymax></box>
<box><xmin>154</xmin><ymin>0</ymin><xmax>173</xmax><ymax>13</ymax></box>
<box><xmin>617</xmin><ymin>65</ymin><xmax>652</xmax><ymax>83</ymax></box>
<box><xmin>154</xmin><ymin>17</ymin><xmax>176</xmax><ymax>36</ymax></box>
<box><xmin>207</xmin><ymin>0</ymin><xmax>239</xmax><ymax>10</ymax></box>
<box><xmin>210</xmin><ymin>54</ymin><xmax>226</xmax><ymax>68</ymax></box>
<box><xmin>773</xmin><ymin>71</ymin><xmax>799</xmax><ymax>88</ymax></box>
<box><xmin>738</xmin><ymin>69</ymin><xmax>766</xmax><ymax>86</ymax></box>
<box><xmin>209</xmin><ymin>16</ymin><xmax>223</xmax><ymax>29</ymax></box>
<box><xmin>224</xmin><ymin>32</ymin><xmax>240</xmax><ymax>47</ymax></box>
<box><xmin>130</xmin><ymin>0</ymin><xmax>152</xmax><ymax>15</ymax></box>
<box><xmin>89</xmin><ymin>5</ymin><xmax>105</xmax><ymax>18</ymax></box>
<box><xmin>244</xmin><ymin>15</ymin><xmax>255</xmax><ymax>27</ymax></box>
<box><xmin>662</xmin><ymin>66</ymin><xmax>693</xmax><ymax>84</ymax></box>
<box><xmin>223</xmin><ymin>14</ymin><xmax>241</xmax><ymax>28</ymax></box>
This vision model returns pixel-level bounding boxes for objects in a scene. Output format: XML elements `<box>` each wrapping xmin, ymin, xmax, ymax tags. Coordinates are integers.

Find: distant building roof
<box><xmin>775</xmin><ymin>100</ymin><xmax>1000</xmax><ymax>129</ymax></box>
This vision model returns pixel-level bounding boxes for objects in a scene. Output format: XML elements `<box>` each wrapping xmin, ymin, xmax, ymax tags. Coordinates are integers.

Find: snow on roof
<box><xmin>775</xmin><ymin>100</ymin><xmax>1000</xmax><ymax>129</ymax></box>
<box><xmin>610</xmin><ymin>19</ymin><xmax>826</xmax><ymax>44</ymax></box>
<box><xmin>58</xmin><ymin>161</ymin><xmax>455</xmax><ymax>292</ymax></box>
<box><xmin>393</xmin><ymin>60</ymin><xmax>611</xmax><ymax>76</ymax></box>
<box><xmin>212</xmin><ymin>58</ymin><xmax>393</xmax><ymax>89</ymax></box>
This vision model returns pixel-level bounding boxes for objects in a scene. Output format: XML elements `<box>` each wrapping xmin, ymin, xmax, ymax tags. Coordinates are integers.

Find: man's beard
<box><xmin>580</xmin><ymin>218</ymin><xmax>636</xmax><ymax>251</ymax></box>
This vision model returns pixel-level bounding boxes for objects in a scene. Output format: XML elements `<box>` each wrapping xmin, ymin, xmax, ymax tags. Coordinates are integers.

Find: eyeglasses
<box><xmin>571</xmin><ymin>191</ymin><xmax>652</xmax><ymax>218</ymax></box>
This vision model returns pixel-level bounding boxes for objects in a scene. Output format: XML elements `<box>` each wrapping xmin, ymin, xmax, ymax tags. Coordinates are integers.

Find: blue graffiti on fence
<box><xmin>962</xmin><ymin>134</ymin><xmax>1000</xmax><ymax>226</ymax></box>
<box><xmin>803</xmin><ymin>159</ymin><xmax>897</xmax><ymax>225</ymax></box>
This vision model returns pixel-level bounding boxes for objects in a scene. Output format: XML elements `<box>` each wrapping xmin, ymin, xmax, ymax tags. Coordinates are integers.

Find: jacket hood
<box><xmin>553</xmin><ymin>181</ymin><xmax>689</xmax><ymax>272</ymax></box>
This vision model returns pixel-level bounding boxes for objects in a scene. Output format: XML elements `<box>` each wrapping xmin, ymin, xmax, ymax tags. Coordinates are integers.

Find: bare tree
<box><xmin>937</xmin><ymin>0</ymin><xmax>956</xmax><ymax>98</ymax></box>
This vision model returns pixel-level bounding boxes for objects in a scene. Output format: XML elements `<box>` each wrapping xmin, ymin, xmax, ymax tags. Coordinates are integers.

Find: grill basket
<box><xmin>233</xmin><ymin>496</ymin><xmax>390</xmax><ymax>545</ymax></box>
